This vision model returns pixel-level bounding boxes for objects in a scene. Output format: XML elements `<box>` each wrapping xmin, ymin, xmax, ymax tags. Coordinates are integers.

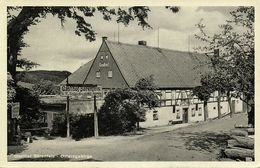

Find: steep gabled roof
<box><xmin>60</xmin><ymin>60</ymin><xmax>93</xmax><ymax>85</ymax></box>
<box><xmin>61</xmin><ymin>41</ymin><xmax>210</xmax><ymax>88</ymax></box>
<box><xmin>106</xmin><ymin>41</ymin><xmax>209</xmax><ymax>88</ymax></box>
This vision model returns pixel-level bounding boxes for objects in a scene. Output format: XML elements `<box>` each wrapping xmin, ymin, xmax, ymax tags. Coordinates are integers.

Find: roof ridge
<box><xmin>106</xmin><ymin>40</ymin><xmax>199</xmax><ymax>55</ymax></box>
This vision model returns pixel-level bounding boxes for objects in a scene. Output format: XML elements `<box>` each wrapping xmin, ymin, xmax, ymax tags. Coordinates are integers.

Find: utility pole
<box><xmin>66</xmin><ymin>75</ymin><xmax>70</xmax><ymax>138</ymax></box>
<box><xmin>94</xmin><ymin>95</ymin><xmax>99</xmax><ymax>137</ymax></box>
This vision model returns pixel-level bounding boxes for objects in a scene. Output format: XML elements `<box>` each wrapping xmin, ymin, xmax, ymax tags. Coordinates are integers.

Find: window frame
<box><xmin>96</xmin><ymin>71</ymin><xmax>101</xmax><ymax>78</ymax></box>
<box><xmin>153</xmin><ymin>110</ymin><xmax>159</xmax><ymax>121</ymax></box>
<box><xmin>108</xmin><ymin>70</ymin><xmax>113</xmax><ymax>78</ymax></box>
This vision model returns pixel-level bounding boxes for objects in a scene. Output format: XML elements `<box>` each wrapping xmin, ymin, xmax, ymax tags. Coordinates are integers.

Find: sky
<box><xmin>20</xmin><ymin>6</ymin><xmax>238</xmax><ymax>73</ymax></box>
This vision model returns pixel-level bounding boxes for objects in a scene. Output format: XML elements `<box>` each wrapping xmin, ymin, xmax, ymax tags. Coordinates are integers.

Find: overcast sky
<box><xmin>20</xmin><ymin>6</ymin><xmax>238</xmax><ymax>73</ymax></box>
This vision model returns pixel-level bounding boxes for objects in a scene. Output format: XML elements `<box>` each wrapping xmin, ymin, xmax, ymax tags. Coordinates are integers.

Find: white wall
<box><xmin>140</xmin><ymin>106</ymin><xmax>182</xmax><ymax>128</ymax></box>
<box><xmin>188</xmin><ymin>104</ymin><xmax>204</xmax><ymax>122</ymax></box>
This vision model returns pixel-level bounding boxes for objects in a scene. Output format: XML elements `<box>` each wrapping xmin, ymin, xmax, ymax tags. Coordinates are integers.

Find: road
<box><xmin>8</xmin><ymin>112</ymin><xmax>247</xmax><ymax>161</ymax></box>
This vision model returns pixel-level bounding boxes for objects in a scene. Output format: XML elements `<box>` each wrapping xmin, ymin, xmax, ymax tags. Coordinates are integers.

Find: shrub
<box><xmin>98</xmin><ymin>98</ymin><xmax>141</xmax><ymax>135</ymax></box>
<box><xmin>51</xmin><ymin>113</ymin><xmax>94</xmax><ymax>140</ymax></box>
<box><xmin>98</xmin><ymin>76</ymin><xmax>159</xmax><ymax>135</ymax></box>
<box><xmin>51</xmin><ymin>113</ymin><xmax>67</xmax><ymax>137</ymax></box>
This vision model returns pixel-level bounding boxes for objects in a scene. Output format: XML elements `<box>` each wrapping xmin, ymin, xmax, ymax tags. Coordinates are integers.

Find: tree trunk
<box><xmin>227</xmin><ymin>91</ymin><xmax>233</xmax><ymax>118</ymax></box>
<box><xmin>246</xmin><ymin>97</ymin><xmax>254</xmax><ymax>127</ymax></box>
<box><xmin>137</xmin><ymin>121</ymin><xmax>139</xmax><ymax>131</ymax></box>
<box><xmin>217</xmin><ymin>91</ymin><xmax>221</xmax><ymax>119</ymax></box>
<box><xmin>230</xmin><ymin>129</ymin><xmax>248</xmax><ymax>137</ymax></box>
<box><xmin>203</xmin><ymin>101</ymin><xmax>208</xmax><ymax>121</ymax></box>
<box><xmin>231</xmin><ymin>136</ymin><xmax>254</xmax><ymax>149</ymax></box>
<box><xmin>248</xmin><ymin>104</ymin><xmax>254</xmax><ymax>128</ymax></box>
<box><xmin>224</xmin><ymin>147</ymin><xmax>254</xmax><ymax>159</ymax></box>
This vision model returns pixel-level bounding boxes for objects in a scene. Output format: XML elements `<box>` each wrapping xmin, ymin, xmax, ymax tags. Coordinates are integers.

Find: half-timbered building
<box><xmin>61</xmin><ymin>37</ymin><xmax>244</xmax><ymax>127</ymax></box>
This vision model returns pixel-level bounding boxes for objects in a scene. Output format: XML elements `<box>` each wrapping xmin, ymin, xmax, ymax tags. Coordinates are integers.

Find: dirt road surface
<box><xmin>8</xmin><ymin>113</ymin><xmax>247</xmax><ymax>161</ymax></box>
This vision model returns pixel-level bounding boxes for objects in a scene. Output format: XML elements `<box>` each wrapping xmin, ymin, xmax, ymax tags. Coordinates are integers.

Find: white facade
<box><xmin>139</xmin><ymin>90</ymin><xmax>244</xmax><ymax>128</ymax></box>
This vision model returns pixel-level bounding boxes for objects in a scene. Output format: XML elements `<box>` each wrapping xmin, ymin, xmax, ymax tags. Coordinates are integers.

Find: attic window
<box><xmin>96</xmin><ymin>71</ymin><xmax>100</xmax><ymax>78</ymax></box>
<box><xmin>108</xmin><ymin>70</ymin><xmax>112</xmax><ymax>78</ymax></box>
<box><xmin>105</xmin><ymin>55</ymin><xmax>109</xmax><ymax>59</ymax></box>
<box><xmin>100</xmin><ymin>55</ymin><xmax>104</xmax><ymax>60</ymax></box>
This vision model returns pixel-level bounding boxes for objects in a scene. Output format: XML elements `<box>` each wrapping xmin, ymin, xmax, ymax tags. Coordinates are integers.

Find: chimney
<box><xmin>138</xmin><ymin>40</ymin><xmax>147</xmax><ymax>46</ymax></box>
<box><xmin>102</xmin><ymin>36</ymin><xmax>108</xmax><ymax>42</ymax></box>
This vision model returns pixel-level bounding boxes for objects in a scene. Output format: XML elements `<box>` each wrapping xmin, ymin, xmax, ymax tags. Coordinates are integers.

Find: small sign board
<box><xmin>11</xmin><ymin>102</ymin><xmax>20</xmax><ymax>119</ymax></box>
<box><xmin>60</xmin><ymin>84</ymin><xmax>102</xmax><ymax>98</ymax></box>
<box><xmin>69</xmin><ymin>100</ymin><xmax>104</xmax><ymax>114</ymax></box>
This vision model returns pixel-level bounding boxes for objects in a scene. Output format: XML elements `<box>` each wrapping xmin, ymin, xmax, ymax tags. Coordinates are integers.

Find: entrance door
<box><xmin>182</xmin><ymin>108</ymin><xmax>189</xmax><ymax>123</ymax></box>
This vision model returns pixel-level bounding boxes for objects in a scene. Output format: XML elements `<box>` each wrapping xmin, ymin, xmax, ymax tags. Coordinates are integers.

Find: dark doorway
<box><xmin>182</xmin><ymin>108</ymin><xmax>189</xmax><ymax>123</ymax></box>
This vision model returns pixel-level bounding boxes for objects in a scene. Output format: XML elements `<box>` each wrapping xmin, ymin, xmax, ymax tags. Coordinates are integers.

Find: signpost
<box><xmin>11</xmin><ymin>102</ymin><xmax>20</xmax><ymax>119</ymax></box>
<box><xmin>60</xmin><ymin>83</ymin><xmax>102</xmax><ymax>138</ymax></box>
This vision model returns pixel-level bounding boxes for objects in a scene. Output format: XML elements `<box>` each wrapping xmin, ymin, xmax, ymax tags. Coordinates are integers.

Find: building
<box><xmin>61</xmin><ymin>37</ymin><xmax>244</xmax><ymax>128</ymax></box>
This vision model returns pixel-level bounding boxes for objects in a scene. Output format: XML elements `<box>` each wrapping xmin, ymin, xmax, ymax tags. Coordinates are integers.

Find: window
<box><xmin>161</xmin><ymin>91</ymin><xmax>166</xmax><ymax>100</ymax></box>
<box><xmin>96</xmin><ymin>71</ymin><xmax>100</xmax><ymax>78</ymax></box>
<box><xmin>100</xmin><ymin>55</ymin><xmax>104</xmax><ymax>60</ymax></box>
<box><xmin>173</xmin><ymin>105</ymin><xmax>175</xmax><ymax>113</ymax></box>
<box><xmin>198</xmin><ymin>107</ymin><xmax>202</xmax><ymax>116</ymax></box>
<box><xmin>191</xmin><ymin>108</ymin><xmax>195</xmax><ymax>117</ymax></box>
<box><xmin>213</xmin><ymin>107</ymin><xmax>216</xmax><ymax>110</ymax></box>
<box><xmin>166</xmin><ymin>91</ymin><xmax>172</xmax><ymax>99</ymax></box>
<box><xmin>153</xmin><ymin>111</ymin><xmax>158</xmax><ymax>120</ymax></box>
<box><xmin>108</xmin><ymin>70</ymin><xmax>112</xmax><ymax>78</ymax></box>
<box><xmin>221</xmin><ymin>106</ymin><xmax>223</xmax><ymax>109</ymax></box>
<box><xmin>176</xmin><ymin>110</ymin><xmax>180</xmax><ymax>119</ymax></box>
<box><xmin>160</xmin><ymin>100</ymin><xmax>166</xmax><ymax>107</ymax></box>
<box><xmin>105</xmin><ymin>55</ymin><xmax>109</xmax><ymax>59</ymax></box>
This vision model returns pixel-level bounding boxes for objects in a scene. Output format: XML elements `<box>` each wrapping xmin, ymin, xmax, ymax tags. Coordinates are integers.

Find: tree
<box><xmin>193</xmin><ymin>75</ymin><xmax>214</xmax><ymax>121</ymax></box>
<box><xmin>7</xmin><ymin>6</ymin><xmax>180</xmax><ymax>80</ymax></box>
<box><xmin>32</xmin><ymin>79</ymin><xmax>60</xmax><ymax>95</ymax></box>
<box><xmin>15</xmin><ymin>86</ymin><xmax>42</xmax><ymax>129</ymax></box>
<box><xmin>133</xmin><ymin>75</ymin><xmax>158</xmax><ymax>129</ymax></box>
<box><xmin>194</xmin><ymin>7</ymin><xmax>254</xmax><ymax>125</ymax></box>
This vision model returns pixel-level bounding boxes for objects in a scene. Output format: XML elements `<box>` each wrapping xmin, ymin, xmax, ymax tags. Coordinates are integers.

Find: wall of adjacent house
<box><xmin>139</xmin><ymin>106</ymin><xmax>182</xmax><ymax>128</ymax></box>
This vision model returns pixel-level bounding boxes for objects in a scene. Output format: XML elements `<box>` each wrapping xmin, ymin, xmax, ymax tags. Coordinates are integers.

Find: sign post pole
<box><xmin>94</xmin><ymin>95</ymin><xmax>99</xmax><ymax>137</ymax></box>
<box><xmin>66</xmin><ymin>95</ymin><xmax>70</xmax><ymax>138</ymax></box>
<box><xmin>66</xmin><ymin>76</ymin><xmax>70</xmax><ymax>138</ymax></box>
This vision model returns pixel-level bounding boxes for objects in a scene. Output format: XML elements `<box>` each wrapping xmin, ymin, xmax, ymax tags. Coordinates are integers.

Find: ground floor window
<box><xmin>198</xmin><ymin>107</ymin><xmax>202</xmax><ymax>116</ymax></box>
<box><xmin>191</xmin><ymin>108</ymin><xmax>195</xmax><ymax>117</ymax></box>
<box><xmin>153</xmin><ymin>111</ymin><xmax>158</xmax><ymax>120</ymax></box>
<box><xmin>176</xmin><ymin>110</ymin><xmax>180</xmax><ymax>119</ymax></box>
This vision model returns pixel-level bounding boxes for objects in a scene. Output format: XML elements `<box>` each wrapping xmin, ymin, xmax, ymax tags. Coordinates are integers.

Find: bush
<box><xmin>98</xmin><ymin>89</ymin><xmax>147</xmax><ymax>136</ymax></box>
<box><xmin>51</xmin><ymin>113</ymin><xmax>67</xmax><ymax>137</ymax></box>
<box><xmin>99</xmin><ymin>100</ymin><xmax>141</xmax><ymax>135</ymax></box>
<box><xmin>51</xmin><ymin>113</ymin><xmax>94</xmax><ymax>140</ymax></box>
